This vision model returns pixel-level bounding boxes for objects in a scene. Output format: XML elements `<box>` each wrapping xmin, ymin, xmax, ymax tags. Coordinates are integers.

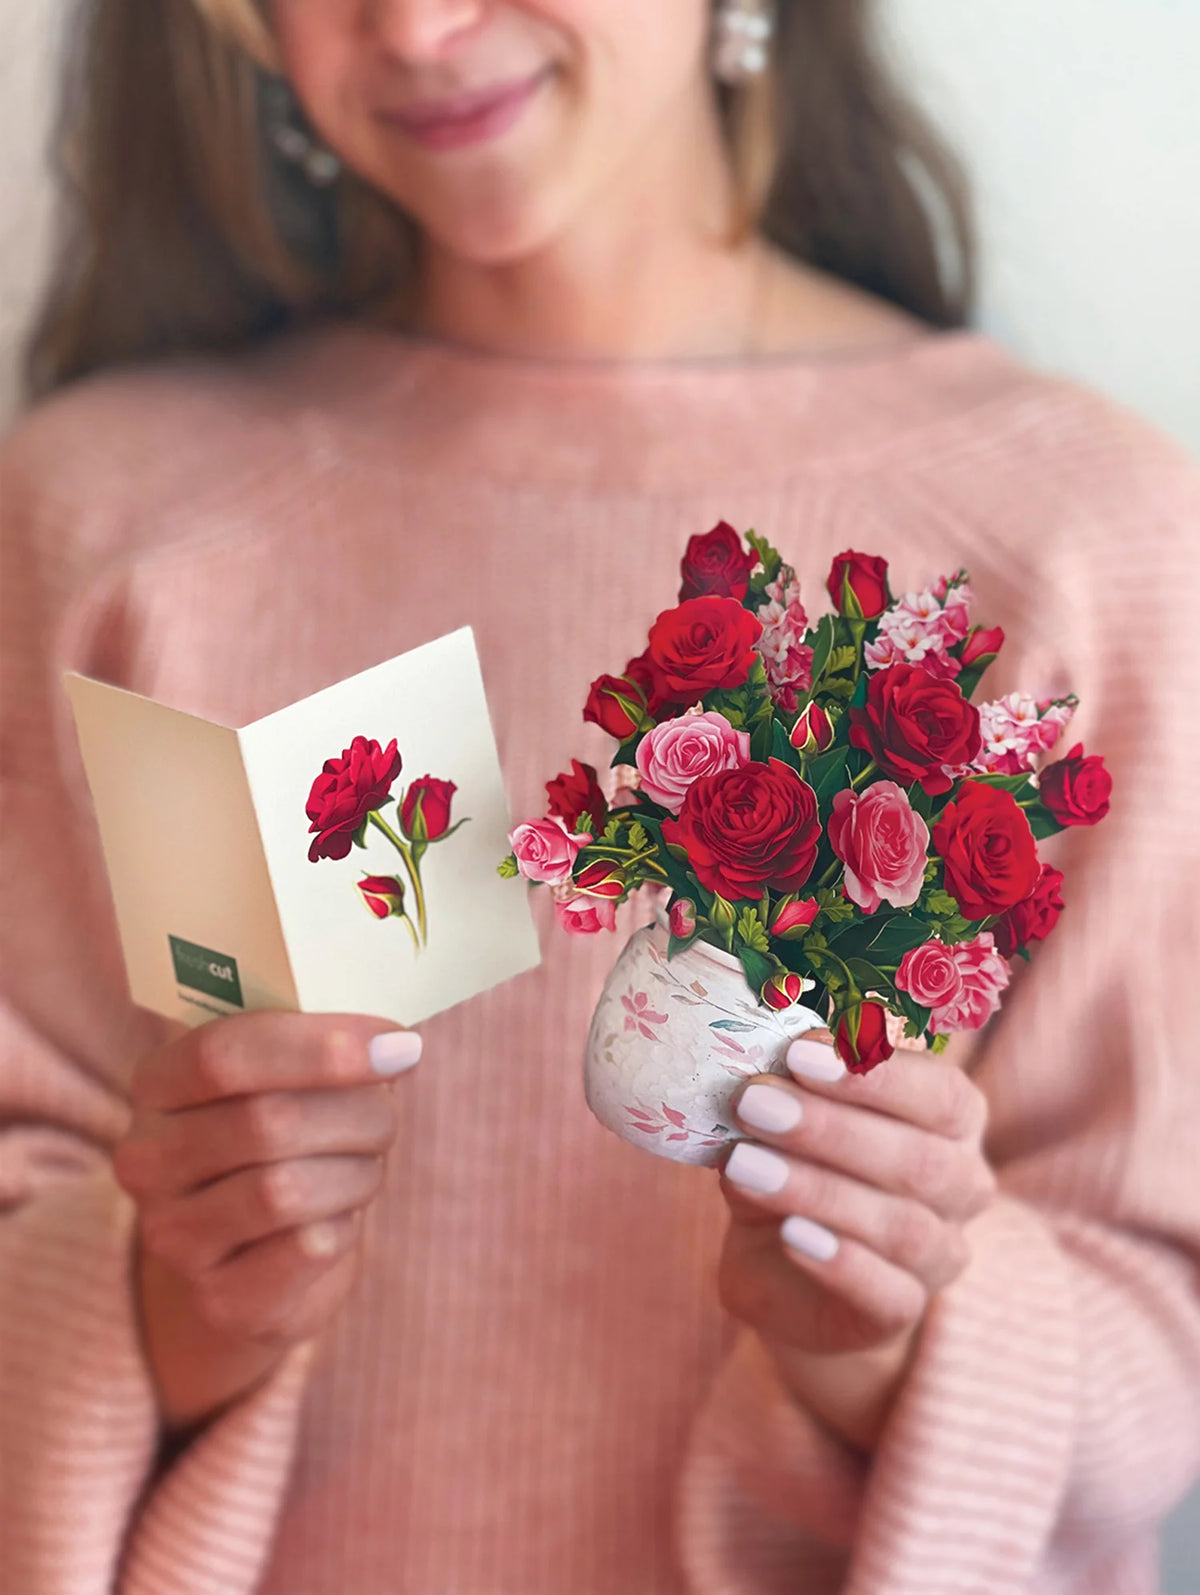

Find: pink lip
<box><xmin>381</xmin><ymin>69</ymin><xmax>549</xmax><ymax>151</ymax></box>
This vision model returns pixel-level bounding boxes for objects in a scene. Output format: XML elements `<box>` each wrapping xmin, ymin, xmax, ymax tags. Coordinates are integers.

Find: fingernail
<box><xmin>369</xmin><ymin>1030</ymin><xmax>423</xmax><ymax>1075</ymax></box>
<box><xmin>787</xmin><ymin>1036</ymin><xmax>845</xmax><ymax>1083</ymax></box>
<box><xmin>725</xmin><ymin>1141</ymin><xmax>790</xmax><ymax>1195</ymax></box>
<box><xmin>300</xmin><ymin>1221</ymin><xmax>341</xmax><ymax>1258</ymax></box>
<box><xmin>781</xmin><ymin>1214</ymin><xmax>840</xmax><ymax>1262</ymax></box>
<box><xmin>737</xmin><ymin>1083</ymin><xmax>803</xmax><ymax>1134</ymax></box>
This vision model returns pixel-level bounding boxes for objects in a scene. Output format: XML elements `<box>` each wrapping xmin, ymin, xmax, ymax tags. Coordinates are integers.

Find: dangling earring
<box><xmin>712</xmin><ymin>0</ymin><xmax>775</xmax><ymax>85</ymax></box>
<box><xmin>263</xmin><ymin>76</ymin><xmax>342</xmax><ymax>187</ymax></box>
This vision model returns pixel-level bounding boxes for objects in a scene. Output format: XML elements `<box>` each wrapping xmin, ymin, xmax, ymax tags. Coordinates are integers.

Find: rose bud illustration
<box><xmin>789</xmin><ymin>700</ymin><xmax>835</xmax><ymax>756</ymax></box>
<box><xmin>400</xmin><ymin>776</ymin><xmax>458</xmax><ymax>845</ymax></box>
<box><xmin>769</xmin><ymin>896</ymin><xmax>819</xmax><ymax>939</ymax></box>
<box><xmin>825</xmin><ymin>549</ymin><xmax>890</xmax><ymax>621</ymax></box>
<box><xmin>960</xmin><ymin>624</ymin><xmax>1005</xmax><ymax>668</ymax></box>
<box><xmin>574</xmin><ymin>859</ymin><xmax>626</xmax><ymax>901</ymax></box>
<box><xmin>834</xmin><ymin>1001</ymin><xmax>895</xmax><ymax>1074</ymax></box>
<box><xmin>669</xmin><ymin>899</ymin><xmax>697</xmax><ymax>938</ymax></box>
<box><xmin>357</xmin><ymin>875</ymin><xmax>407</xmax><ymax>920</ymax></box>
<box><xmin>762</xmin><ymin>970</ymin><xmax>809</xmax><ymax>1011</ymax></box>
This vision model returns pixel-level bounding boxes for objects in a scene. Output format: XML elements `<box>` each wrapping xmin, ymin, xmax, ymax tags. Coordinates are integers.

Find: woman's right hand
<box><xmin>113</xmin><ymin>1011</ymin><xmax>420</xmax><ymax>1435</ymax></box>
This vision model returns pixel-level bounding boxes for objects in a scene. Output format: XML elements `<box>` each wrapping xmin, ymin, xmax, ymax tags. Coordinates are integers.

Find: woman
<box><xmin>2</xmin><ymin>1</ymin><xmax>1198</xmax><ymax>1591</ymax></box>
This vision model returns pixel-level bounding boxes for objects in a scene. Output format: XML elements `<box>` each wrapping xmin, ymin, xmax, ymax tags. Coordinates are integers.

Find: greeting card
<box><xmin>65</xmin><ymin>627</ymin><xmax>540</xmax><ymax>1028</ymax></box>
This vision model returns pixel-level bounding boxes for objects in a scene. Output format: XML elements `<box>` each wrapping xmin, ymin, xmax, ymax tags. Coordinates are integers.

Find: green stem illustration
<box><xmin>369</xmin><ymin>811</ymin><xmax>428</xmax><ymax>944</ymax></box>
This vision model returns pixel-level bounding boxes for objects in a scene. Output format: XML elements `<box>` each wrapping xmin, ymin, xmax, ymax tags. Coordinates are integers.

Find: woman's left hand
<box><xmin>716</xmin><ymin>1029</ymin><xmax>996</xmax><ymax>1447</ymax></box>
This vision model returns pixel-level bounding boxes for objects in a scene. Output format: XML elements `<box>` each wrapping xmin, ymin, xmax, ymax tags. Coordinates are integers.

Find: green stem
<box><xmin>850</xmin><ymin>760</ymin><xmax>878</xmax><ymax>791</ymax></box>
<box><xmin>398</xmin><ymin>910</ymin><xmax>421</xmax><ymax>955</ymax></box>
<box><xmin>369</xmin><ymin>811</ymin><xmax>428</xmax><ymax>944</ymax></box>
<box><xmin>816</xmin><ymin>858</ymin><xmax>844</xmax><ymax>891</ymax></box>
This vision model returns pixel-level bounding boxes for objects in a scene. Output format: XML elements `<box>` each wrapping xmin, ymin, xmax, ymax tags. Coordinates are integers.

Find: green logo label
<box><xmin>169</xmin><ymin>936</ymin><xmax>244</xmax><ymax>1009</ymax></box>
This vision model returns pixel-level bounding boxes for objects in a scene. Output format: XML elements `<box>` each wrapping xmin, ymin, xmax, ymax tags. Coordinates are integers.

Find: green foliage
<box><xmin>601</xmin><ymin>816</ymin><xmax>624</xmax><ymax>844</ymax></box>
<box><xmin>896</xmin><ymin>989</ymin><xmax>932</xmax><ymax>1037</ymax></box>
<box><xmin>745</xmin><ymin>528</ymin><xmax>784</xmax><ymax>589</ymax></box>
<box><xmin>827</xmin><ymin>645</ymin><xmax>857</xmax><ymax>674</ymax></box>
<box><xmin>924</xmin><ymin>889</ymin><xmax>960</xmax><ymax>919</ymax></box>
<box><xmin>1026</xmin><ymin>803</ymin><xmax>1066</xmax><ymax>840</ymax></box>
<box><xmin>846</xmin><ymin>957</ymin><xmax>895</xmax><ymax>1000</ymax></box>
<box><xmin>706</xmin><ymin>657</ymin><xmax>774</xmax><ymax>759</ymax></box>
<box><xmin>931</xmin><ymin>1034</ymin><xmax>950</xmax><ymax>1055</ymax></box>
<box><xmin>806</xmin><ymin>745</ymin><xmax>851</xmax><ymax>814</ymax></box>
<box><xmin>907</xmin><ymin>782</ymin><xmax>933</xmax><ymax>823</ymax></box>
<box><xmin>497</xmin><ymin>854</ymin><xmax>519</xmax><ymax>878</ymax></box>
<box><xmin>821</xmin><ymin>676</ymin><xmax>856</xmax><ymax>701</ymax></box>
<box><xmin>971</xmin><ymin>771</ymin><xmax>1037</xmax><ymax>796</ymax></box>
<box><xmin>807</xmin><ymin>614</ymin><xmax>835</xmax><ymax>690</ymax></box>
<box><xmin>737</xmin><ymin>942</ymin><xmax>777</xmax><ymax>999</ymax></box>
<box><xmin>770</xmin><ymin>719</ymin><xmax>803</xmax><ymax>771</ymax></box>
<box><xmin>736</xmin><ymin>907</ymin><xmax>771</xmax><ymax>953</ymax></box>
<box><xmin>815</xmin><ymin>887</ymin><xmax>856</xmax><ymax>924</ymax></box>
<box><xmin>627</xmin><ymin>820</ymin><xmax>649</xmax><ymax>853</ymax></box>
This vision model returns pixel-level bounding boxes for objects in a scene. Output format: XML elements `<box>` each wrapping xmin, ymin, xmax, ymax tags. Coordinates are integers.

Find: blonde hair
<box><xmin>24</xmin><ymin>0</ymin><xmax>974</xmax><ymax>401</ymax></box>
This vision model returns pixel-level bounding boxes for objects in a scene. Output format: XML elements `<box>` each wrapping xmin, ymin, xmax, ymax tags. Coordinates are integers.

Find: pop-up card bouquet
<box><xmin>502</xmin><ymin>524</ymin><xmax>1111</xmax><ymax>1166</ymax></box>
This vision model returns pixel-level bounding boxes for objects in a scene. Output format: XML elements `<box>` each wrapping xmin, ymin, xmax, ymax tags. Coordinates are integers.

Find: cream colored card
<box><xmin>65</xmin><ymin>628</ymin><xmax>540</xmax><ymax>1028</ymax></box>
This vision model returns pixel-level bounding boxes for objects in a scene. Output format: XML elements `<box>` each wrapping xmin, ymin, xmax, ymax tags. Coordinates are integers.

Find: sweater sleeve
<box><xmin>675</xmin><ymin>397</ymin><xmax>1200</xmax><ymax>1595</ymax></box>
<box><xmin>0</xmin><ymin>409</ymin><xmax>318</xmax><ymax>1594</ymax></box>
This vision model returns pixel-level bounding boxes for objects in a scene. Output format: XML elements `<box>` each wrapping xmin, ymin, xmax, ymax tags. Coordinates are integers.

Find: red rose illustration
<box><xmin>357</xmin><ymin>874</ymin><xmax>406</xmax><ymax>919</ymax></box>
<box><xmin>849</xmin><ymin>662</ymin><xmax>981</xmax><ymax>796</ymax></box>
<box><xmin>826</xmin><ymin>550</ymin><xmax>890</xmax><ymax>620</ymax></box>
<box><xmin>1038</xmin><ymin>744</ymin><xmax>1112</xmax><ymax>827</ymax></box>
<box><xmin>678</xmin><ymin>520</ymin><xmax>759</xmax><ymax>602</ymax></box>
<box><xmin>647</xmin><ymin>596</ymin><xmax>763</xmax><ymax>707</ymax></box>
<box><xmin>933</xmin><ymin>780</ymin><xmax>1042</xmax><ymax>921</ymax></box>
<box><xmin>306</xmin><ymin>736</ymin><xmax>402</xmax><ymax>862</ymax></box>
<box><xmin>662</xmin><ymin>759</ymin><xmax>820</xmax><ymax>901</ymax></box>
<box><xmin>762</xmin><ymin>971</ymin><xmax>809</xmax><ymax>1011</ymax></box>
<box><xmin>400</xmin><ymin>776</ymin><xmax>457</xmax><ymax>843</ymax></box>
<box><xmin>546</xmin><ymin>759</ymin><xmax>608</xmax><ymax>834</ymax></box>
<box><xmin>835</xmin><ymin>1001</ymin><xmax>894</xmax><ymax>1073</ymax></box>
<box><xmin>583</xmin><ymin>672</ymin><xmax>648</xmax><ymax>739</ymax></box>
<box><xmin>993</xmin><ymin>863</ymin><xmax>1065</xmax><ymax>957</ymax></box>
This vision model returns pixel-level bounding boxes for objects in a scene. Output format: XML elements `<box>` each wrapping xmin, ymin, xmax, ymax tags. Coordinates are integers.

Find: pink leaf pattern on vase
<box><xmin>621</xmin><ymin>989</ymin><xmax>669</xmax><ymax>1040</ymax></box>
<box><xmin>624</xmin><ymin>1100</ymin><xmax>727</xmax><ymax>1148</ymax></box>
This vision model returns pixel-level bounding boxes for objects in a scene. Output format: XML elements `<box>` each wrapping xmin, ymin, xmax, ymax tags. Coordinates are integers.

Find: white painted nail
<box><xmin>787</xmin><ymin>1037</ymin><xmax>846</xmax><ymax>1083</ymax></box>
<box><xmin>369</xmin><ymin>1030</ymin><xmax>422</xmax><ymax>1075</ymax></box>
<box><xmin>781</xmin><ymin>1214</ymin><xmax>840</xmax><ymax>1262</ymax></box>
<box><xmin>725</xmin><ymin>1141</ymin><xmax>790</xmax><ymax>1195</ymax></box>
<box><xmin>737</xmin><ymin>1083</ymin><xmax>802</xmax><ymax>1134</ymax></box>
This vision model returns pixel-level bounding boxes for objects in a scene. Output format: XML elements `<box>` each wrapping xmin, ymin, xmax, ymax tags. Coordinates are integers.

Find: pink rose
<box><xmin>897</xmin><ymin>940</ymin><xmax>963</xmax><ymax>1009</ymax></box>
<box><xmin>828</xmin><ymin>781</ymin><xmax>930</xmax><ymax>914</ymax></box>
<box><xmin>929</xmin><ymin>934</ymin><xmax>1011</xmax><ymax>1034</ymax></box>
<box><xmin>635</xmin><ymin>710</ymin><xmax>750</xmax><ymax>814</ymax></box>
<box><xmin>510</xmin><ymin>815</ymin><xmax>590</xmax><ymax>885</ymax></box>
<box><xmin>553</xmin><ymin>892</ymin><xmax>618</xmax><ymax>935</ymax></box>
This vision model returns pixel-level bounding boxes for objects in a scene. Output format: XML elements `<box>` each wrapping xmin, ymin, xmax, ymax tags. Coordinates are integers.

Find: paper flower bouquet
<box><xmin>501</xmin><ymin>524</ymin><xmax>1111</xmax><ymax>1164</ymax></box>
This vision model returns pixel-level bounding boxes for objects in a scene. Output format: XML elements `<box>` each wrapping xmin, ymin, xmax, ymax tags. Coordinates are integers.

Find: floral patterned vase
<box><xmin>584</xmin><ymin>911</ymin><xmax>827</xmax><ymax>1167</ymax></box>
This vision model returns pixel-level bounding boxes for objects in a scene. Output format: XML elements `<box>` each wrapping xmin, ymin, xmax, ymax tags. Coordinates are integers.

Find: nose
<box><xmin>364</xmin><ymin>0</ymin><xmax>490</xmax><ymax>61</ymax></box>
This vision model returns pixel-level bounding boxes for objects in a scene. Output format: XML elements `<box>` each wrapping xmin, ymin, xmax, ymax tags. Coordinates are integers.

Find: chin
<box><xmin>405</xmin><ymin>177</ymin><xmax>576</xmax><ymax>268</ymax></box>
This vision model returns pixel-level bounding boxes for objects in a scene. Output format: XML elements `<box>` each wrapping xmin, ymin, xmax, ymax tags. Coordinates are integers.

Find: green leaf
<box><xmin>815</xmin><ymin>886</ymin><xmax>856</xmax><ymax>923</ymax></box>
<box><xmin>849</xmin><ymin>673</ymin><xmax>869</xmax><ymax>708</ymax></box>
<box><xmin>971</xmin><ymin>771</ymin><xmax>1037</xmax><ymax>796</ymax></box>
<box><xmin>627</xmin><ymin>820</ymin><xmax>649</xmax><ymax>853</ymax></box>
<box><xmin>821</xmin><ymin>677</ymin><xmax>855</xmax><ymax>701</ymax></box>
<box><xmin>602</xmin><ymin>816</ymin><xmax>624</xmax><ymax>844</ymax></box>
<box><xmin>709</xmin><ymin>1018</ymin><xmax>757</xmax><ymax>1033</ymax></box>
<box><xmin>808</xmin><ymin>614</ymin><xmax>835</xmax><ymax>688</ymax></box>
<box><xmin>807</xmin><ymin>745</ymin><xmax>851</xmax><ymax>813</ymax></box>
<box><xmin>736</xmin><ymin>942</ymin><xmax>776</xmax><ymax>999</ymax></box>
<box><xmin>896</xmin><ymin>990</ymin><xmax>931</xmax><ymax>1035</ymax></box>
<box><xmin>746</xmin><ymin>528</ymin><xmax>783</xmax><ymax>586</ymax></box>
<box><xmin>930</xmin><ymin>1034</ymin><xmax>950</xmax><ymax>1055</ymax></box>
<box><xmin>827</xmin><ymin>645</ymin><xmax>857</xmax><ymax>674</ymax></box>
<box><xmin>907</xmin><ymin>782</ymin><xmax>933</xmax><ymax>823</ymax></box>
<box><xmin>610</xmin><ymin>733</ymin><xmax>645</xmax><ymax>769</ymax></box>
<box><xmin>736</xmin><ymin>907</ymin><xmax>771</xmax><ymax>954</ymax></box>
<box><xmin>864</xmin><ymin>915</ymin><xmax>930</xmax><ymax>962</ymax></box>
<box><xmin>497</xmin><ymin>854</ymin><xmax>519</xmax><ymax>878</ymax></box>
<box><xmin>1026</xmin><ymin>804</ymin><xmax>1066</xmax><ymax>841</ymax></box>
<box><xmin>924</xmin><ymin>889</ymin><xmax>960</xmax><ymax>920</ymax></box>
<box><xmin>846</xmin><ymin>958</ymin><xmax>896</xmax><ymax>999</ymax></box>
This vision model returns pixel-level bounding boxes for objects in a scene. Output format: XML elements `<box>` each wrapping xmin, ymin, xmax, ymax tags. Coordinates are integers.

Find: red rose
<box><xmin>400</xmin><ymin>775</ymin><xmax>457</xmax><ymax>843</ymax></box>
<box><xmin>762</xmin><ymin>971</ymin><xmax>809</xmax><ymax>1011</ymax></box>
<box><xmin>1038</xmin><ymin>743</ymin><xmax>1112</xmax><ymax>827</ymax></box>
<box><xmin>849</xmin><ymin>662</ymin><xmax>981</xmax><ymax>796</ymax></box>
<box><xmin>647</xmin><ymin>596</ymin><xmax>763</xmax><ymax>708</ymax></box>
<box><xmin>789</xmin><ymin>699</ymin><xmax>835</xmax><ymax>756</ymax></box>
<box><xmin>546</xmin><ymin>759</ymin><xmax>608</xmax><ymax>834</ymax></box>
<box><xmin>583</xmin><ymin>672</ymin><xmax>648</xmax><ymax>739</ymax></box>
<box><xmin>679</xmin><ymin>520</ymin><xmax>759</xmax><ymax>602</ymax></box>
<box><xmin>835</xmin><ymin>1001</ymin><xmax>894</xmax><ymax>1074</ymax></box>
<box><xmin>993</xmin><ymin>863</ymin><xmax>1065</xmax><ymax>957</ymax></box>
<box><xmin>933</xmin><ymin>780</ymin><xmax>1042</xmax><ymax>921</ymax></box>
<box><xmin>357</xmin><ymin>874</ymin><xmax>406</xmax><ymax>919</ymax></box>
<box><xmin>826</xmin><ymin>550</ymin><xmax>891</xmax><ymax>620</ymax></box>
<box><xmin>662</xmin><ymin>758</ymin><xmax>820</xmax><ymax>901</ymax></box>
<box><xmin>306</xmin><ymin>735</ymin><xmax>402</xmax><ymax>862</ymax></box>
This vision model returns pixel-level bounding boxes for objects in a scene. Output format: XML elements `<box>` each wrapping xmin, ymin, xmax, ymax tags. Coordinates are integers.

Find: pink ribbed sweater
<box><xmin>2</xmin><ymin>321</ymin><xmax>1200</xmax><ymax>1595</ymax></box>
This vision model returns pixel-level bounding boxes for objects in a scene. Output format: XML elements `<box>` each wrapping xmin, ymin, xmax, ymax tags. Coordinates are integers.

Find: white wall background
<box><xmin>2</xmin><ymin>0</ymin><xmax>1199</xmax><ymax>1582</ymax></box>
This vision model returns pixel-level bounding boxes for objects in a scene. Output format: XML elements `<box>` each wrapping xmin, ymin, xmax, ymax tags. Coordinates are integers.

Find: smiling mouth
<box><xmin>380</xmin><ymin>67</ymin><xmax>552</xmax><ymax>152</ymax></box>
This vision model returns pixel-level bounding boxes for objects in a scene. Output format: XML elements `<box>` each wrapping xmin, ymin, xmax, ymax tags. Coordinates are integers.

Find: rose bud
<box><xmin>825</xmin><ymin>550</ymin><xmax>891</xmax><ymax>621</ymax></box>
<box><xmin>1037</xmin><ymin>743</ymin><xmax>1112</xmax><ymax>827</ymax></box>
<box><xmin>834</xmin><ymin>1001</ymin><xmax>895</xmax><ymax>1073</ymax></box>
<box><xmin>960</xmin><ymin>625</ymin><xmax>1005</xmax><ymax>668</ymax></box>
<box><xmin>678</xmin><ymin>520</ymin><xmax>759</xmax><ymax>602</ymax></box>
<box><xmin>357</xmin><ymin>874</ymin><xmax>406</xmax><ymax>920</ymax></box>
<box><xmin>669</xmin><ymin>898</ymin><xmax>697</xmax><ymax>938</ymax></box>
<box><xmin>789</xmin><ymin>700</ymin><xmax>835</xmax><ymax>756</ymax></box>
<box><xmin>574</xmin><ymin>859</ymin><xmax>626</xmax><ymax>901</ymax></box>
<box><xmin>762</xmin><ymin>970</ymin><xmax>809</xmax><ymax>1011</ymax></box>
<box><xmin>769</xmin><ymin>896</ymin><xmax>819</xmax><ymax>939</ymax></box>
<box><xmin>400</xmin><ymin>776</ymin><xmax>457</xmax><ymax>843</ymax></box>
<box><xmin>583</xmin><ymin>672</ymin><xmax>650</xmax><ymax>740</ymax></box>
